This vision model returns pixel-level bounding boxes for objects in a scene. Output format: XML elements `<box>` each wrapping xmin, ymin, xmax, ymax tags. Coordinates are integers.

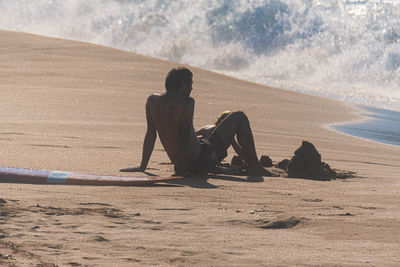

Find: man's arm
<box><xmin>138</xmin><ymin>98</ymin><xmax>157</xmax><ymax>171</ymax></box>
<box><xmin>121</xmin><ymin>97</ymin><xmax>156</xmax><ymax>172</ymax></box>
<box><xmin>196</xmin><ymin>125</ymin><xmax>215</xmax><ymax>139</ymax></box>
<box><xmin>231</xmin><ymin>138</ymin><xmax>247</xmax><ymax>163</ymax></box>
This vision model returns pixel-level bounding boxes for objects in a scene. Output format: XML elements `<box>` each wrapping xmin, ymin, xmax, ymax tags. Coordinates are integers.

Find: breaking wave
<box><xmin>0</xmin><ymin>0</ymin><xmax>399</xmax><ymax>110</ymax></box>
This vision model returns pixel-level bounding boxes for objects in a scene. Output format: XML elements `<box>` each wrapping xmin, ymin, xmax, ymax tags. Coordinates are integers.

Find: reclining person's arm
<box><xmin>232</xmin><ymin>138</ymin><xmax>246</xmax><ymax>162</ymax></box>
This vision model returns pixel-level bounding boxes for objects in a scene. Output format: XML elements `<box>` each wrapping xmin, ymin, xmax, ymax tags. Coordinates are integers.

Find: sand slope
<box><xmin>1</xmin><ymin>30</ymin><xmax>400</xmax><ymax>266</ymax></box>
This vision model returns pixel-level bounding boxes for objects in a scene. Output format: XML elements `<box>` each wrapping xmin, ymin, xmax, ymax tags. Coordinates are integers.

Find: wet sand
<box><xmin>334</xmin><ymin>106</ymin><xmax>400</xmax><ymax>147</ymax></box>
<box><xmin>1</xmin><ymin>30</ymin><xmax>400</xmax><ymax>266</ymax></box>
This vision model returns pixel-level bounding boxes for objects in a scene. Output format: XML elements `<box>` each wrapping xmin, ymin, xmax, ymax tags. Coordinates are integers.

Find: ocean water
<box><xmin>334</xmin><ymin>106</ymin><xmax>400</xmax><ymax>147</ymax></box>
<box><xmin>0</xmin><ymin>0</ymin><xmax>399</xmax><ymax>144</ymax></box>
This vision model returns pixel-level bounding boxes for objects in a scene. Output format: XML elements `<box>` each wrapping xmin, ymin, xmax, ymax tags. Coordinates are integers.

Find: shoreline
<box><xmin>332</xmin><ymin>105</ymin><xmax>400</xmax><ymax>147</ymax></box>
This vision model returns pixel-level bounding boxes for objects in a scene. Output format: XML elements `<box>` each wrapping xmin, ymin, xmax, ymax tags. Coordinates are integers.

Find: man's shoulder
<box><xmin>147</xmin><ymin>93</ymin><xmax>162</xmax><ymax>101</ymax></box>
<box><xmin>184</xmin><ymin>96</ymin><xmax>195</xmax><ymax>105</ymax></box>
<box><xmin>146</xmin><ymin>93</ymin><xmax>163</xmax><ymax>106</ymax></box>
<box><xmin>147</xmin><ymin>94</ymin><xmax>194</xmax><ymax>109</ymax></box>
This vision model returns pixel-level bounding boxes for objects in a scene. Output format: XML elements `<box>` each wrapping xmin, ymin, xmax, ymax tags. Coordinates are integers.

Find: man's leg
<box><xmin>211</xmin><ymin>111</ymin><xmax>271</xmax><ymax>176</ymax></box>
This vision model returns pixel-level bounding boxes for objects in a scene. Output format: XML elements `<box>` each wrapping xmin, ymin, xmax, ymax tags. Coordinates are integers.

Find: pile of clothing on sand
<box><xmin>218</xmin><ymin>141</ymin><xmax>355</xmax><ymax>181</ymax></box>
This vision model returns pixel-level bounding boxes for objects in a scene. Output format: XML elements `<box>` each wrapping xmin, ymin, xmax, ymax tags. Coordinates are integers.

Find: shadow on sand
<box><xmin>164</xmin><ymin>173</ymin><xmax>264</xmax><ymax>189</ymax></box>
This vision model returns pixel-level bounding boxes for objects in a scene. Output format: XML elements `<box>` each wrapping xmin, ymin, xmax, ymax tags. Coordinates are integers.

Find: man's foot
<box><xmin>247</xmin><ymin>167</ymin><xmax>277</xmax><ymax>177</ymax></box>
<box><xmin>211</xmin><ymin>165</ymin><xmax>244</xmax><ymax>175</ymax></box>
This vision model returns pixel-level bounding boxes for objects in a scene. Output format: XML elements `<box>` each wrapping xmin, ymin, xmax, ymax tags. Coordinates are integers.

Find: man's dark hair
<box><xmin>165</xmin><ymin>67</ymin><xmax>193</xmax><ymax>92</ymax></box>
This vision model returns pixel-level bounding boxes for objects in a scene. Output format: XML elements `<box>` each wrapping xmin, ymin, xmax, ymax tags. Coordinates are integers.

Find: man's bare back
<box><xmin>146</xmin><ymin>93</ymin><xmax>201</xmax><ymax>170</ymax></box>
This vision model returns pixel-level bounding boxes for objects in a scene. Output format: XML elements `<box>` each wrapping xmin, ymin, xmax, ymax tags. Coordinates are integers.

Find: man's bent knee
<box><xmin>229</xmin><ymin>111</ymin><xmax>249</xmax><ymax>124</ymax></box>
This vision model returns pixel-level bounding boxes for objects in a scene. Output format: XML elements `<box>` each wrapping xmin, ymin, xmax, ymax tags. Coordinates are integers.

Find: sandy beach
<box><xmin>1</xmin><ymin>30</ymin><xmax>400</xmax><ymax>266</ymax></box>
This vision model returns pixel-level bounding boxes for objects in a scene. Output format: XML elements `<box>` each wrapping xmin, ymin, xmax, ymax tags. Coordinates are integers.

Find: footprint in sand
<box><xmin>155</xmin><ymin>208</ymin><xmax>192</xmax><ymax>211</ymax></box>
<box><xmin>44</xmin><ymin>243</ymin><xmax>62</xmax><ymax>249</ymax></box>
<box><xmin>93</xmin><ymin>235</ymin><xmax>109</xmax><ymax>242</ymax></box>
<box><xmin>123</xmin><ymin>258</ymin><xmax>142</xmax><ymax>263</ymax></box>
<box><xmin>318</xmin><ymin>212</ymin><xmax>353</xmax><ymax>216</ymax></box>
<box><xmin>67</xmin><ymin>262</ymin><xmax>82</xmax><ymax>266</ymax></box>
<box><xmin>169</xmin><ymin>257</ymin><xmax>187</xmax><ymax>264</ymax></box>
<box><xmin>149</xmin><ymin>227</ymin><xmax>163</xmax><ymax>231</ymax></box>
<box><xmin>256</xmin><ymin>216</ymin><xmax>304</xmax><ymax>229</ymax></box>
<box><xmin>227</xmin><ymin>216</ymin><xmax>305</xmax><ymax>229</ymax></box>
<box><xmin>302</xmin><ymin>199</ymin><xmax>323</xmax><ymax>202</ymax></box>
<box><xmin>82</xmin><ymin>256</ymin><xmax>100</xmax><ymax>260</ymax></box>
<box><xmin>78</xmin><ymin>202</ymin><xmax>112</xmax><ymax>207</ymax></box>
<box><xmin>30</xmin><ymin>226</ymin><xmax>40</xmax><ymax>231</ymax></box>
<box><xmin>358</xmin><ymin>206</ymin><xmax>378</xmax><ymax>210</ymax></box>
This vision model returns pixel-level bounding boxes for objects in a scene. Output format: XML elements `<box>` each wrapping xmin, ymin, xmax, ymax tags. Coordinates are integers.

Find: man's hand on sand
<box><xmin>120</xmin><ymin>167</ymin><xmax>145</xmax><ymax>172</ymax></box>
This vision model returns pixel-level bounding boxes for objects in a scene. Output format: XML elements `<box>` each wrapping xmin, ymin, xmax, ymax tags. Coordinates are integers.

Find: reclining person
<box><xmin>123</xmin><ymin>67</ymin><xmax>272</xmax><ymax>176</ymax></box>
<box><xmin>196</xmin><ymin>110</ymin><xmax>248</xmax><ymax>168</ymax></box>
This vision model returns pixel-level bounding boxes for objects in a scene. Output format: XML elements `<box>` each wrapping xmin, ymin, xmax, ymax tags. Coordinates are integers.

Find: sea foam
<box><xmin>0</xmin><ymin>0</ymin><xmax>399</xmax><ymax>110</ymax></box>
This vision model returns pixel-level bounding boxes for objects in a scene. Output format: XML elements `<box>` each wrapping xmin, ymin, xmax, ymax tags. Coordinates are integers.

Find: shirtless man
<box><xmin>123</xmin><ymin>67</ymin><xmax>272</xmax><ymax>176</ymax></box>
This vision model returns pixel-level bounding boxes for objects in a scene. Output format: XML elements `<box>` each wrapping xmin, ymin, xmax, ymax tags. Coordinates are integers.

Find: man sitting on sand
<box><xmin>123</xmin><ymin>67</ymin><xmax>272</xmax><ymax>176</ymax></box>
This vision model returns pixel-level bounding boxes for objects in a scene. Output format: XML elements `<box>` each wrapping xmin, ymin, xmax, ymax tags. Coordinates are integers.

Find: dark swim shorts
<box><xmin>188</xmin><ymin>132</ymin><xmax>228</xmax><ymax>174</ymax></box>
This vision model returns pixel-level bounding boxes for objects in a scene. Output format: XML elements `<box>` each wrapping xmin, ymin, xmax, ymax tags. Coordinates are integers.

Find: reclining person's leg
<box><xmin>210</xmin><ymin>111</ymin><xmax>271</xmax><ymax>175</ymax></box>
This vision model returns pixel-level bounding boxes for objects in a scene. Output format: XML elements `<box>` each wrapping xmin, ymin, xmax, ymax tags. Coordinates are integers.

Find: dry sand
<box><xmin>0</xmin><ymin>30</ymin><xmax>399</xmax><ymax>266</ymax></box>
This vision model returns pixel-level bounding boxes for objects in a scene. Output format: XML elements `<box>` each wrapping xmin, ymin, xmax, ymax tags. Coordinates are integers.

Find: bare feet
<box><xmin>247</xmin><ymin>167</ymin><xmax>280</xmax><ymax>177</ymax></box>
